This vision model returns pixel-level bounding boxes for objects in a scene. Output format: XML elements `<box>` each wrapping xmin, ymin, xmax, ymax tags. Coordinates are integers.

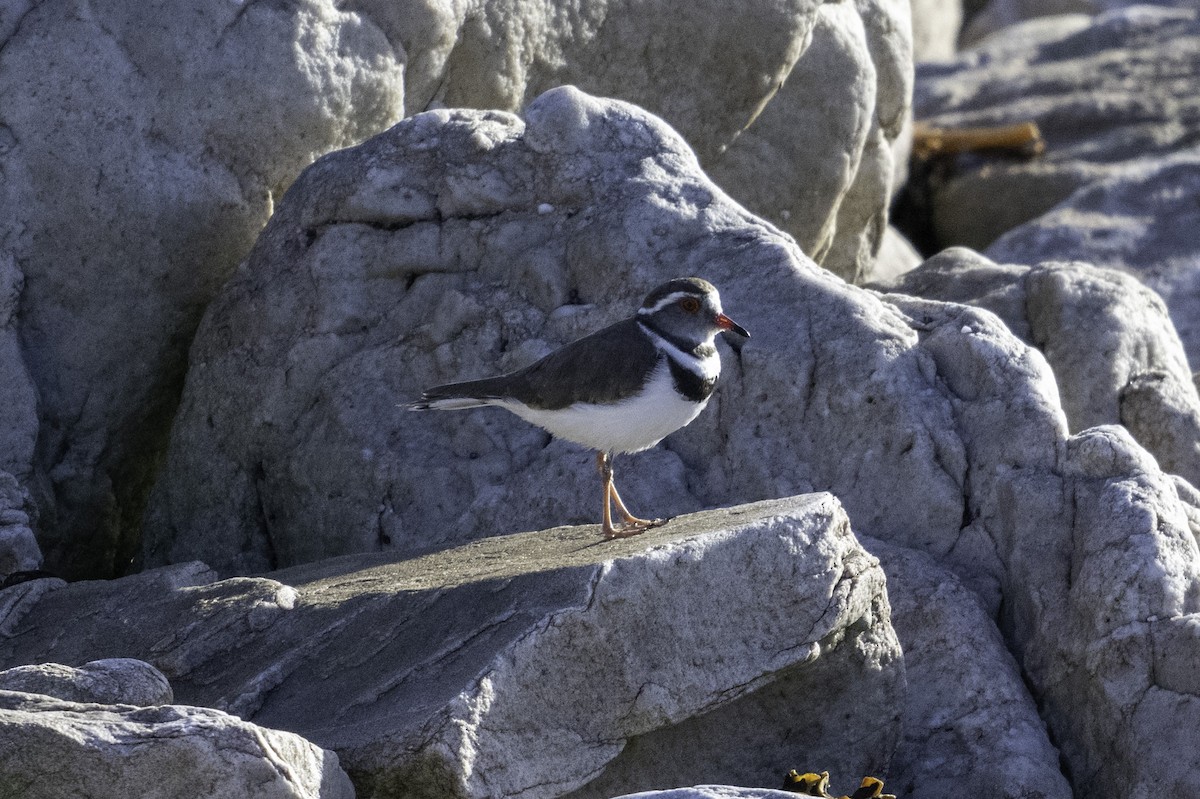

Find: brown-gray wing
<box><xmin>503</xmin><ymin>318</ymin><xmax>661</xmax><ymax>409</ymax></box>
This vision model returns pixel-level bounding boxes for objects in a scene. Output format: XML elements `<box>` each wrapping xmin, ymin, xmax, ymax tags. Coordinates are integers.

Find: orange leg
<box><xmin>596</xmin><ymin>452</ymin><xmax>665</xmax><ymax>539</ymax></box>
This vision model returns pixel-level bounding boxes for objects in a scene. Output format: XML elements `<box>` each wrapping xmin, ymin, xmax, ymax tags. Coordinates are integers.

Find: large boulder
<box><xmin>0</xmin><ymin>658</ymin><xmax>172</xmax><ymax>706</ymax></box>
<box><xmin>135</xmin><ymin>86</ymin><xmax>1200</xmax><ymax>797</ymax></box>
<box><xmin>0</xmin><ymin>691</ymin><xmax>354</xmax><ymax>799</ymax></box>
<box><xmin>869</xmin><ymin>538</ymin><xmax>1071</xmax><ymax>799</ymax></box>
<box><xmin>378</xmin><ymin>0</ymin><xmax>912</xmax><ymax>281</ymax></box>
<box><xmin>142</xmin><ymin>86</ymin><xmax>968</xmax><ymax>576</ymax></box>
<box><xmin>873</xmin><ymin>248</ymin><xmax>1200</xmax><ymax>487</ymax></box>
<box><xmin>2</xmin><ymin>495</ymin><xmax>903</xmax><ymax>799</ymax></box>
<box><xmin>9</xmin><ymin>0</ymin><xmax>913</xmax><ymax>581</ymax></box>
<box><xmin>1032</xmin><ymin>426</ymin><xmax>1200</xmax><ymax>796</ymax></box>
<box><xmin>1</xmin><ymin>0</ymin><xmax>406</xmax><ymax>579</ymax></box>
<box><xmin>911</xmin><ymin>7</ymin><xmax>1200</xmax><ymax>364</ymax></box>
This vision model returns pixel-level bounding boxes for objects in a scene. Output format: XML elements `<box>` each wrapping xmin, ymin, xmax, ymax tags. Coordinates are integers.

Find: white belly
<box><xmin>499</xmin><ymin>361</ymin><xmax>709</xmax><ymax>454</ymax></box>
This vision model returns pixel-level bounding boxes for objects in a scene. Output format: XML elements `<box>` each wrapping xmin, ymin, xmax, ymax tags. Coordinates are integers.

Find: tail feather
<box><xmin>407</xmin><ymin>375</ymin><xmax>510</xmax><ymax>412</ymax></box>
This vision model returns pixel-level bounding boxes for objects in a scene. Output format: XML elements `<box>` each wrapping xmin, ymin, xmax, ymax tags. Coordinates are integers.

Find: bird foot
<box><xmin>602</xmin><ymin>517</ymin><xmax>668</xmax><ymax>540</ymax></box>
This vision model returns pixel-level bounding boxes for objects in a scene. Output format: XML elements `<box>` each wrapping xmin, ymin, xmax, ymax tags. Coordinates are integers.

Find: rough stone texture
<box><xmin>917</xmin><ymin>7</ymin><xmax>1200</xmax><ymax>252</ymax></box>
<box><xmin>712</xmin><ymin>0</ymin><xmax>913</xmax><ymax>281</ymax></box>
<box><xmin>988</xmin><ymin>153</ymin><xmax>1200</xmax><ymax>367</ymax></box>
<box><xmin>873</xmin><ymin>248</ymin><xmax>1200</xmax><ymax>487</ymax></box>
<box><xmin>10</xmin><ymin>0</ymin><xmax>913</xmax><ymax>581</ymax></box>
<box><xmin>142</xmin><ymin>86</ymin><xmax>970</xmax><ymax>576</ymax></box>
<box><xmin>879</xmin><ymin>284</ymin><xmax>1200</xmax><ymax>797</ymax></box>
<box><xmin>867</xmin><ymin>538</ymin><xmax>1071</xmax><ymax>799</ymax></box>
<box><xmin>1030</xmin><ymin>426</ymin><xmax>1200</xmax><ymax>797</ymax></box>
<box><xmin>0</xmin><ymin>658</ymin><xmax>172</xmax><ymax>706</ymax></box>
<box><xmin>3</xmin><ymin>495</ymin><xmax>903</xmax><ymax>799</ymax></box>
<box><xmin>0</xmin><ymin>256</ymin><xmax>37</xmax><ymax>498</ymax></box>
<box><xmin>1</xmin><ymin>0</ymin><xmax>406</xmax><ymax>580</ymax></box>
<box><xmin>0</xmin><ymin>576</ymin><xmax>66</xmax><ymax>638</ymax></box>
<box><xmin>382</xmin><ymin>0</ymin><xmax>912</xmax><ymax>282</ymax></box>
<box><xmin>129</xmin><ymin>86</ymin><xmax>1200</xmax><ymax>798</ymax></box>
<box><xmin>962</xmin><ymin>0</ymin><xmax>1195</xmax><ymax>45</ymax></box>
<box><xmin>0</xmin><ymin>691</ymin><xmax>354</xmax><ymax>799</ymax></box>
<box><xmin>912</xmin><ymin>7</ymin><xmax>1200</xmax><ymax>364</ymax></box>
<box><xmin>0</xmin><ymin>470</ymin><xmax>40</xmax><ymax>578</ymax></box>
<box><xmin>910</xmin><ymin>0</ymin><xmax>963</xmax><ymax>61</ymax></box>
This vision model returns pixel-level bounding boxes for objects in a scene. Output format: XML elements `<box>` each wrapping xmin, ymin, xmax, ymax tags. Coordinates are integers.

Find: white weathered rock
<box><xmin>5</xmin><ymin>495</ymin><xmax>903</xmax><ymax>799</ymax></box>
<box><xmin>914</xmin><ymin>7</ymin><xmax>1200</xmax><ymax>363</ymax></box>
<box><xmin>868</xmin><ymin>538</ymin><xmax>1071</xmax><ymax>799</ymax></box>
<box><xmin>0</xmin><ymin>691</ymin><xmax>354</xmax><ymax>799</ymax></box>
<box><xmin>708</xmin><ymin>0</ymin><xmax>913</xmax><ymax>280</ymax></box>
<box><xmin>910</xmin><ymin>0</ymin><xmax>964</xmax><ymax>61</ymax></box>
<box><xmin>131</xmin><ymin>86</ymin><xmax>1200</xmax><ymax>797</ymax></box>
<box><xmin>143</xmin><ymin>86</ymin><xmax>970</xmax><ymax>576</ymax></box>
<box><xmin>872</xmin><ymin>226</ymin><xmax>923</xmax><ymax>282</ymax></box>
<box><xmin>373</xmin><ymin>0</ymin><xmax>912</xmax><ymax>281</ymax></box>
<box><xmin>1</xmin><ymin>0</ymin><xmax>405</xmax><ymax>580</ymax></box>
<box><xmin>0</xmin><ymin>658</ymin><xmax>172</xmax><ymax>706</ymax></box>
<box><xmin>1026</xmin><ymin>426</ymin><xmax>1200</xmax><ymax>797</ymax></box>
<box><xmin>873</xmin><ymin>247</ymin><xmax>1200</xmax><ymax>487</ymax></box>
<box><xmin>987</xmin><ymin>153</ymin><xmax>1200</xmax><ymax>367</ymax></box>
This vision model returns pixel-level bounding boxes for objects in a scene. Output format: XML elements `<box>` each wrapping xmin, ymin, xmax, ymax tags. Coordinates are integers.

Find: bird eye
<box><xmin>679</xmin><ymin>297</ymin><xmax>700</xmax><ymax>313</ymax></box>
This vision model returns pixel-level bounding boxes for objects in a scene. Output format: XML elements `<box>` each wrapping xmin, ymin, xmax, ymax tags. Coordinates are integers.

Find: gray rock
<box><xmin>868</xmin><ymin>538</ymin><xmax>1071</xmax><ymax>799</ymax></box>
<box><xmin>988</xmin><ymin>153</ymin><xmax>1200</xmax><ymax>367</ymax></box>
<box><xmin>142</xmin><ymin>86</ymin><xmax>969</xmax><ymax>576</ymax></box>
<box><xmin>874</xmin><ymin>248</ymin><xmax>1200</xmax><ymax>487</ymax></box>
<box><xmin>709</xmin><ymin>0</ymin><xmax>913</xmax><ymax>280</ymax></box>
<box><xmin>1</xmin><ymin>0</ymin><xmax>405</xmax><ymax>580</ymax></box>
<box><xmin>915</xmin><ymin>7</ymin><xmax>1198</xmax><ymax>244</ymax></box>
<box><xmin>962</xmin><ymin>0</ymin><xmax>1195</xmax><ymax>45</ymax></box>
<box><xmin>4</xmin><ymin>495</ymin><xmax>904</xmax><ymax>799</ymax></box>
<box><xmin>866</xmin><ymin>292</ymin><xmax>1200</xmax><ymax>795</ymax></box>
<box><xmin>0</xmin><ymin>256</ymin><xmax>37</xmax><ymax>498</ymax></box>
<box><xmin>1028</xmin><ymin>426</ymin><xmax>1200</xmax><ymax>797</ymax></box>
<box><xmin>130</xmin><ymin>85</ymin><xmax>1200</xmax><ymax>796</ymax></box>
<box><xmin>0</xmin><ymin>658</ymin><xmax>172</xmax><ymax>706</ymax></box>
<box><xmin>914</xmin><ymin>7</ymin><xmax>1200</xmax><ymax>363</ymax></box>
<box><xmin>910</xmin><ymin>0</ymin><xmax>964</xmax><ymax>61</ymax></box>
<box><xmin>0</xmin><ymin>576</ymin><xmax>66</xmax><ymax>638</ymax></box>
<box><xmin>0</xmin><ymin>470</ymin><xmax>40</xmax><ymax>578</ymax></box>
<box><xmin>0</xmin><ymin>691</ymin><xmax>354</xmax><ymax>799</ymax></box>
<box><xmin>390</xmin><ymin>0</ymin><xmax>912</xmax><ymax>282</ymax></box>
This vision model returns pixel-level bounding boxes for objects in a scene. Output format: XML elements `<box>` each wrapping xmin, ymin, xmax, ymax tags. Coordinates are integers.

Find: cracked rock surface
<box><xmin>2</xmin><ymin>495</ymin><xmax>902</xmax><ymax>799</ymax></box>
<box><xmin>142</xmin><ymin>86</ymin><xmax>970</xmax><ymax>576</ymax></box>
<box><xmin>873</xmin><ymin>247</ymin><xmax>1200</xmax><ymax>488</ymax></box>
<box><xmin>0</xmin><ymin>0</ymin><xmax>405</xmax><ymax>580</ymax></box>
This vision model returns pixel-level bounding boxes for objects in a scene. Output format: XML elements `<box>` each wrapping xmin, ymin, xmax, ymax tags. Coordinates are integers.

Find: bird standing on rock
<box><xmin>409</xmin><ymin>277</ymin><xmax>749</xmax><ymax>538</ymax></box>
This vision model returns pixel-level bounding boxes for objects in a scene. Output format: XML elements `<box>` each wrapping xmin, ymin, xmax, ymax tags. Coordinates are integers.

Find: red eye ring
<box><xmin>680</xmin><ymin>297</ymin><xmax>701</xmax><ymax>313</ymax></box>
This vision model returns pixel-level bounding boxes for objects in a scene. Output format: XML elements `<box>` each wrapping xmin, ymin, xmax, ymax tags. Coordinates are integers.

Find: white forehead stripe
<box><xmin>637</xmin><ymin>290</ymin><xmax>718</xmax><ymax>316</ymax></box>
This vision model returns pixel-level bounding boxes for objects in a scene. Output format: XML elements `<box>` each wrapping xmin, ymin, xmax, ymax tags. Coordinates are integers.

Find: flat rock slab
<box><xmin>0</xmin><ymin>494</ymin><xmax>902</xmax><ymax>799</ymax></box>
<box><xmin>0</xmin><ymin>690</ymin><xmax>354</xmax><ymax>799</ymax></box>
